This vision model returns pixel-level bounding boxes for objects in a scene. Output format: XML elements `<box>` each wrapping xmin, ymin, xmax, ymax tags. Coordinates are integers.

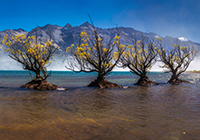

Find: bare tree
<box><xmin>66</xmin><ymin>24</ymin><xmax>126</xmax><ymax>88</ymax></box>
<box><xmin>158</xmin><ymin>40</ymin><xmax>196</xmax><ymax>84</ymax></box>
<box><xmin>120</xmin><ymin>35</ymin><xmax>159</xmax><ymax>86</ymax></box>
<box><xmin>2</xmin><ymin>29</ymin><xmax>58</xmax><ymax>90</ymax></box>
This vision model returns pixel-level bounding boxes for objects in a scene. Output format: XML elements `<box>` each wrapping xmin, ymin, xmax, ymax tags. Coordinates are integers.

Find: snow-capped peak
<box><xmin>178</xmin><ymin>37</ymin><xmax>188</xmax><ymax>41</ymax></box>
<box><xmin>155</xmin><ymin>35</ymin><xmax>160</xmax><ymax>38</ymax></box>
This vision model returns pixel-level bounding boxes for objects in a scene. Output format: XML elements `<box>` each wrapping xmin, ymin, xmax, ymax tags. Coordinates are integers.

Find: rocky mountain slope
<box><xmin>1</xmin><ymin>22</ymin><xmax>200</xmax><ymax>52</ymax></box>
<box><xmin>0</xmin><ymin>22</ymin><xmax>199</xmax><ymax>70</ymax></box>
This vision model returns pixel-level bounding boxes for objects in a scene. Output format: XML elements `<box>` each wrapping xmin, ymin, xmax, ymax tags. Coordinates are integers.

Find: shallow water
<box><xmin>0</xmin><ymin>71</ymin><xmax>200</xmax><ymax>140</ymax></box>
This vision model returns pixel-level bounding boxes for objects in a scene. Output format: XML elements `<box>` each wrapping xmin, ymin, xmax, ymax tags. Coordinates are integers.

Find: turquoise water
<box><xmin>1</xmin><ymin>70</ymin><xmax>194</xmax><ymax>87</ymax></box>
<box><xmin>0</xmin><ymin>70</ymin><xmax>200</xmax><ymax>139</ymax></box>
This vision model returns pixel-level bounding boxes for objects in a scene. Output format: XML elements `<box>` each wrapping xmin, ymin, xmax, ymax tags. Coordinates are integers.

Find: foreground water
<box><xmin>0</xmin><ymin>71</ymin><xmax>200</xmax><ymax>140</ymax></box>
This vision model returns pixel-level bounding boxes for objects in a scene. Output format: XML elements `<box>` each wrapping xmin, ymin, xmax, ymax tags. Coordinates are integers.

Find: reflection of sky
<box><xmin>0</xmin><ymin>0</ymin><xmax>199</xmax><ymax>43</ymax></box>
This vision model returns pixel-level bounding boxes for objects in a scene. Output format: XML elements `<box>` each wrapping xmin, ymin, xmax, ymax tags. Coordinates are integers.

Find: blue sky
<box><xmin>0</xmin><ymin>0</ymin><xmax>200</xmax><ymax>43</ymax></box>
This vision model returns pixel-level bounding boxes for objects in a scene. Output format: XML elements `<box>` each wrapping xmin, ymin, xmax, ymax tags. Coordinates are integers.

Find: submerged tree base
<box><xmin>87</xmin><ymin>78</ymin><xmax>122</xmax><ymax>89</ymax></box>
<box><xmin>135</xmin><ymin>78</ymin><xmax>157</xmax><ymax>86</ymax></box>
<box><xmin>167</xmin><ymin>78</ymin><xmax>190</xmax><ymax>85</ymax></box>
<box><xmin>21</xmin><ymin>79</ymin><xmax>58</xmax><ymax>91</ymax></box>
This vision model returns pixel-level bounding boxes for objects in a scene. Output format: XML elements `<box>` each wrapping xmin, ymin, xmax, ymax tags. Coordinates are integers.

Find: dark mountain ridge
<box><xmin>0</xmin><ymin>22</ymin><xmax>199</xmax><ymax>54</ymax></box>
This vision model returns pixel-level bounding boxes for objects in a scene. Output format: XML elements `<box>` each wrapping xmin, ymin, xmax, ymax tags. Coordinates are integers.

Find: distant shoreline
<box><xmin>186</xmin><ymin>70</ymin><xmax>200</xmax><ymax>73</ymax></box>
<box><xmin>0</xmin><ymin>69</ymin><xmax>200</xmax><ymax>74</ymax></box>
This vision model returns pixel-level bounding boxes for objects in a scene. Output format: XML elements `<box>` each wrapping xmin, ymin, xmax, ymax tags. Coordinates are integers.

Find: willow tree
<box><xmin>2</xmin><ymin>34</ymin><xmax>57</xmax><ymax>90</ymax></box>
<box><xmin>66</xmin><ymin>28</ymin><xmax>126</xmax><ymax>88</ymax></box>
<box><xmin>159</xmin><ymin>42</ymin><xmax>196</xmax><ymax>84</ymax></box>
<box><xmin>120</xmin><ymin>36</ymin><xmax>159</xmax><ymax>86</ymax></box>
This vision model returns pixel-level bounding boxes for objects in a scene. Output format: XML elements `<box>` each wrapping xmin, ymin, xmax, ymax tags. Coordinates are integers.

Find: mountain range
<box><xmin>0</xmin><ymin>22</ymin><xmax>199</xmax><ymax>70</ymax></box>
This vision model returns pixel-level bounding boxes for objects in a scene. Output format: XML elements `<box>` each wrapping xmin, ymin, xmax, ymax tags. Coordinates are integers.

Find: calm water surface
<box><xmin>0</xmin><ymin>71</ymin><xmax>200</xmax><ymax>140</ymax></box>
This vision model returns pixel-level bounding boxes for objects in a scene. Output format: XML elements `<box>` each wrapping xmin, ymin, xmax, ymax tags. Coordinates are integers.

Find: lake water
<box><xmin>0</xmin><ymin>70</ymin><xmax>200</xmax><ymax>140</ymax></box>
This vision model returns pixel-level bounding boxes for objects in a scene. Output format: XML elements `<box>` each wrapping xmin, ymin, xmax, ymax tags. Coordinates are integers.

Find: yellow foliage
<box><xmin>113</xmin><ymin>52</ymin><xmax>119</xmax><ymax>59</ymax></box>
<box><xmin>31</xmin><ymin>36</ymin><xmax>35</xmax><ymax>40</ymax></box>
<box><xmin>119</xmin><ymin>44</ymin><xmax>125</xmax><ymax>48</ymax></box>
<box><xmin>136</xmin><ymin>40</ymin><xmax>141</xmax><ymax>44</ymax></box>
<box><xmin>87</xmin><ymin>47</ymin><xmax>92</xmax><ymax>51</ymax></box>
<box><xmin>180</xmin><ymin>46</ymin><xmax>187</xmax><ymax>50</ymax></box>
<box><xmin>112</xmin><ymin>40</ymin><xmax>116</xmax><ymax>45</ymax></box>
<box><xmin>192</xmin><ymin>51</ymin><xmax>196</xmax><ymax>54</ymax></box>
<box><xmin>98</xmin><ymin>37</ymin><xmax>102</xmax><ymax>42</ymax></box>
<box><xmin>66</xmin><ymin>31</ymin><xmax>126</xmax><ymax>73</ymax></box>
<box><xmin>159</xmin><ymin>50</ymin><xmax>164</xmax><ymax>55</ymax></box>
<box><xmin>155</xmin><ymin>37</ymin><xmax>161</xmax><ymax>40</ymax></box>
<box><xmin>2</xmin><ymin>34</ymin><xmax>54</xmax><ymax>68</ymax></box>
<box><xmin>5</xmin><ymin>48</ymin><xmax>11</xmax><ymax>52</ymax></box>
<box><xmin>80</xmin><ymin>31</ymin><xmax>88</xmax><ymax>37</ymax></box>
<box><xmin>2</xmin><ymin>35</ymin><xmax>8</xmax><ymax>44</ymax></box>
<box><xmin>103</xmin><ymin>48</ymin><xmax>110</xmax><ymax>52</ymax></box>
<box><xmin>128</xmin><ymin>45</ymin><xmax>132</xmax><ymax>49</ymax></box>
<box><xmin>138</xmin><ymin>49</ymin><xmax>142</xmax><ymax>54</ymax></box>
<box><xmin>114</xmin><ymin>36</ymin><xmax>120</xmax><ymax>40</ymax></box>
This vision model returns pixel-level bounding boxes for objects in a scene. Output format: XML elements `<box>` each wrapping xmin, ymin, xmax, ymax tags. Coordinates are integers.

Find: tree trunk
<box><xmin>168</xmin><ymin>73</ymin><xmax>177</xmax><ymax>83</ymax></box>
<box><xmin>21</xmin><ymin>79</ymin><xmax>58</xmax><ymax>90</ymax></box>
<box><xmin>34</xmin><ymin>70</ymin><xmax>45</xmax><ymax>81</ymax></box>
<box><xmin>167</xmin><ymin>70</ymin><xmax>181</xmax><ymax>84</ymax></box>
<box><xmin>97</xmin><ymin>75</ymin><xmax>105</xmax><ymax>81</ymax></box>
<box><xmin>167</xmin><ymin>73</ymin><xmax>189</xmax><ymax>85</ymax></box>
<box><xmin>20</xmin><ymin>69</ymin><xmax>58</xmax><ymax>90</ymax></box>
<box><xmin>135</xmin><ymin>76</ymin><xmax>157</xmax><ymax>86</ymax></box>
<box><xmin>35</xmin><ymin>70</ymin><xmax>41</xmax><ymax>78</ymax></box>
<box><xmin>87</xmin><ymin>73</ymin><xmax>122</xmax><ymax>88</ymax></box>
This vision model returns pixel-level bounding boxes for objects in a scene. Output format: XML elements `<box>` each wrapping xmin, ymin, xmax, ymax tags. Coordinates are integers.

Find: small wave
<box><xmin>122</xmin><ymin>86</ymin><xmax>129</xmax><ymax>89</ymax></box>
<box><xmin>56</xmin><ymin>87</ymin><xmax>66</xmax><ymax>90</ymax></box>
<box><xmin>189</xmin><ymin>81</ymin><xmax>196</xmax><ymax>84</ymax></box>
